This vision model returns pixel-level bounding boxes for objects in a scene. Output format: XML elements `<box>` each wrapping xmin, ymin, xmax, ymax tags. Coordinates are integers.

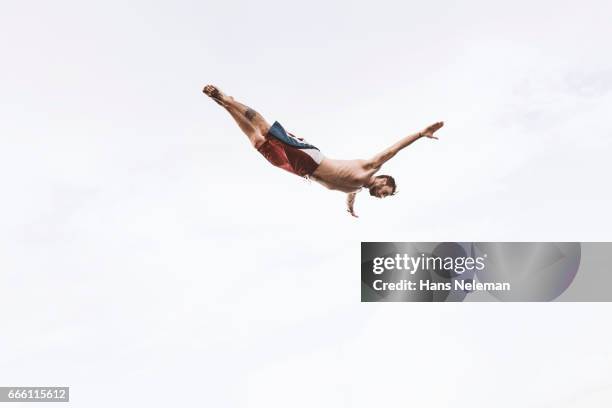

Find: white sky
<box><xmin>1</xmin><ymin>0</ymin><xmax>612</xmax><ymax>406</ymax></box>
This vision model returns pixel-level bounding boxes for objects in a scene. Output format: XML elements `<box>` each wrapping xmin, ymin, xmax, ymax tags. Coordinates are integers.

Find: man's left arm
<box><xmin>346</xmin><ymin>193</ymin><xmax>358</xmax><ymax>218</ymax></box>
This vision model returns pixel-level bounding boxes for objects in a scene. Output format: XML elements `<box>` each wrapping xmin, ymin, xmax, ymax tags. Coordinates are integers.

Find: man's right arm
<box><xmin>365</xmin><ymin>122</ymin><xmax>443</xmax><ymax>170</ymax></box>
<box><xmin>367</xmin><ymin>131</ymin><xmax>422</xmax><ymax>170</ymax></box>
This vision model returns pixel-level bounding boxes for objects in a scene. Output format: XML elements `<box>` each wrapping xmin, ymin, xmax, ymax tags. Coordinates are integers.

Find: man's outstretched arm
<box><xmin>346</xmin><ymin>192</ymin><xmax>358</xmax><ymax>218</ymax></box>
<box><xmin>366</xmin><ymin>122</ymin><xmax>444</xmax><ymax>170</ymax></box>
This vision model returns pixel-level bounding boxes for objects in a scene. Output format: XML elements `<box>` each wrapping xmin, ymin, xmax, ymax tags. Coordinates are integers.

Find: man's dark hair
<box><xmin>368</xmin><ymin>175</ymin><xmax>397</xmax><ymax>196</ymax></box>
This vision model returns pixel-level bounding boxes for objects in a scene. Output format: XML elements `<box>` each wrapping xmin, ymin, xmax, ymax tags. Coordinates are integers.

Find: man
<box><xmin>203</xmin><ymin>84</ymin><xmax>443</xmax><ymax>217</ymax></box>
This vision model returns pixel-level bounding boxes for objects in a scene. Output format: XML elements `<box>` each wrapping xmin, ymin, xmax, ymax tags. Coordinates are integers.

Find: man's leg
<box><xmin>203</xmin><ymin>85</ymin><xmax>271</xmax><ymax>148</ymax></box>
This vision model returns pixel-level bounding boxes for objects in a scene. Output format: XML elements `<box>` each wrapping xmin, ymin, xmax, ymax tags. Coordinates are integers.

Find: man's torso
<box><xmin>311</xmin><ymin>158</ymin><xmax>376</xmax><ymax>193</ymax></box>
<box><xmin>256</xmin><ymin>121</ymin><xmax>376</xmax><ymax>191</ymax></box>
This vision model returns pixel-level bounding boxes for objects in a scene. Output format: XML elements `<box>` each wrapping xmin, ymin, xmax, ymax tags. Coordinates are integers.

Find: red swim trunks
<box><xmin>257</xmin><ymin>121</ymin><xmax>324</xmax><ymax>178</ymax></box>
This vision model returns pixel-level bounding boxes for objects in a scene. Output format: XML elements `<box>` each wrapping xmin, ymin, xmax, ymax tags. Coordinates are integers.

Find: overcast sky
<box><xmin>1</xmin><ymin>0</ymin><xmax>612</xmax><ymax>406</ymax></box>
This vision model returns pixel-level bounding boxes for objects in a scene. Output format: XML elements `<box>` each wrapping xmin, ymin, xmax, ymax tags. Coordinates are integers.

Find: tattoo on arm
<box><xmin>245</xmin><ymin>108</ymin><xmax>257</xmax><ymax>122</ymax></box>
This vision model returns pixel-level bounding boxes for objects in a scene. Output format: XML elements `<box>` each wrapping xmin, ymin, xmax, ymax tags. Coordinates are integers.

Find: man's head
<box><xmin>368</xmin><ymin>175</ymin><xmax>397</xmax><ymax>198</ymax></box>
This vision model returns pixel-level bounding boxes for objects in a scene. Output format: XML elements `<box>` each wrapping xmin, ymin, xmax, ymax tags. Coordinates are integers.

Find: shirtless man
<box><xmin>203</xmin><ymin>84</ymin><xmax>443</xmax><ymax>217</ymax></box>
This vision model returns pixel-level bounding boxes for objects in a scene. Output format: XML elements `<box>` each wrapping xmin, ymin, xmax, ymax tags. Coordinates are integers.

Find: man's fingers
<box><xmin>422</xmin><ymin>121</ymin><xmax>444</xmax><ymax>139</ymax></box>
<box><xmin>428</xmin><ymin>121</ymin><xmax>444</xmax><ymax>132</ymax></box>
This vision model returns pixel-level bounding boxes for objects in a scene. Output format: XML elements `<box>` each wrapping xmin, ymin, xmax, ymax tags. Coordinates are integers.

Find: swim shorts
<box><xmin>257</xmin><ymin>121</ymin><xmax>323</xmax><ymax>178</ymax></box>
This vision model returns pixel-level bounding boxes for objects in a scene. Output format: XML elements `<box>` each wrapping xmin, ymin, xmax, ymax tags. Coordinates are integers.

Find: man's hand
<box><xmin>421</xmin><ymin>121</ymin><xmax>444</xmax><ymax>139</ymax></box>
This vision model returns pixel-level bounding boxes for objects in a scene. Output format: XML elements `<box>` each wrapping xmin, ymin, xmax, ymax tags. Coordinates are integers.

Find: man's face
<box><xmin>373</xmin><ymin>185</ymin><xmax>393</xmax><ymax>198</ymax></box>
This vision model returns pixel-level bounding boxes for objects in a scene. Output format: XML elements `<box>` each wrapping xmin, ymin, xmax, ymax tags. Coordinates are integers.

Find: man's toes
<box><xmin>203</xmin><ymin>84</ymin><xmax>218</xmax><ymax>97</ymax></box>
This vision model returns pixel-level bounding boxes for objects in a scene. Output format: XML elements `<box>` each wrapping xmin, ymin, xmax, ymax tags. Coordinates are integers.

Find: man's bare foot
<box><xmin>203</xmin><ymin>84</ymin><xmax>228</xmax><ymax>107</ymax></box>
<box><xmin>421</xmin><ymin>121</ymin><xmax>444</xmax><ymax>139</ymax></box>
